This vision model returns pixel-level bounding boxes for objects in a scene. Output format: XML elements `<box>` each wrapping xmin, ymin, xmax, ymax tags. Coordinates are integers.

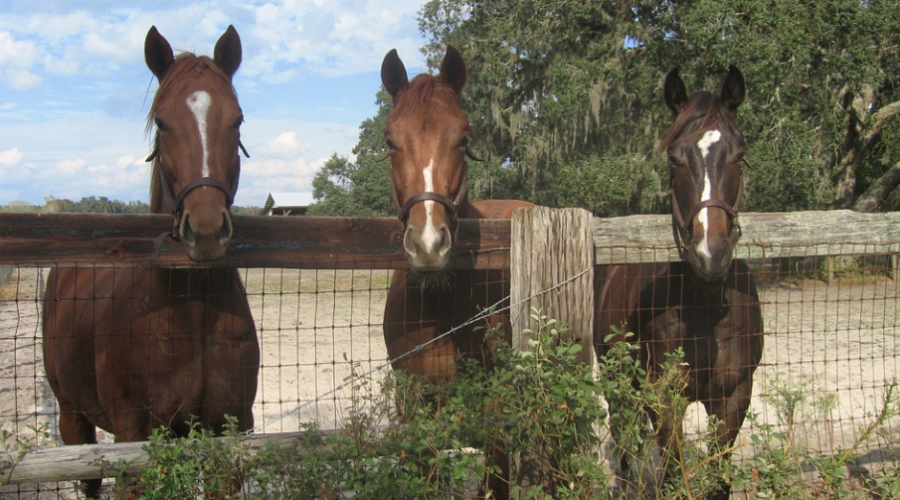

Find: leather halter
<box><xmin>391</xmin><ymin>159</ymin><xmax>470</xmax><ymax>232</ymax></box>
<box><xmin>670</xmin><ymin>179</ymin><xmax>743</xmax><ymax>260</ymax></box>
<box><xmin>145</xmin><ymin>137</ymin><xmax>248</xmax><ymax>256</ymax></box>
<box><xmin>385</xmin><ymin>140</ymin><xmax>481</xmax><ymax>232</ymax></box>
<box><xmin>396</xmin><ymin>190</ymin><xmax>462</xmax><ymax>231</ymax></box>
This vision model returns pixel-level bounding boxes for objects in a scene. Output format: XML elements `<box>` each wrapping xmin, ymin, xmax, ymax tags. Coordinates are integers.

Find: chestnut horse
<box><xmin>42</xmin><ymin>26</ymin><xmax>258</xmax><ymax>497</ymax></box>
<box><xmin>380</xmin><ymin>46</ymin><xmax>532</xmax><ymax>499</ymax></box>
<box><xmin>596</xmin><ymin>66</ymin><xmax>764</xmax><ymax>500</ymax></box>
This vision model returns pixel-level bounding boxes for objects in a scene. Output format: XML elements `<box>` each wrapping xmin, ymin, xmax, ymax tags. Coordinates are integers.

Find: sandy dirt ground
<box><xmin>1</xmin><ymin>267</ymin><xmax>898</xmax><ymax>498</ymax></box>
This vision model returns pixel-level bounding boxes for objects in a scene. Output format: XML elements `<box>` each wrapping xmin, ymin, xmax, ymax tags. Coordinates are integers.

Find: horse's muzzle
<box><xmin>403</xmin><ymin>222</ymin><xmax>453</xmax><ymax>273</ymax></box>
<box><xmin>179</xmin><ymin>208</ymin><xmax>234</xmax><ymax>261</ymax></box>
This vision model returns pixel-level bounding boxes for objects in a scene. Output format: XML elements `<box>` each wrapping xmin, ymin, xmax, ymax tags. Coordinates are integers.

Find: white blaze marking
<box><xmin>696</xmin><ymin>172</ymin><xmax>714</xmax><ymax>260</ymax></box>
<box><xmin>697</xmin><ymin>129</ymin><xmax>721</xmax><ymax>159</ymax></box>
<box><xmin>186</xmin><ymin>90</ymin><xmax>212</xmax><ymax>177</ymax></box>
<box><xmin>421</xmin><ymin>158</ymin><xmax>440</xmax><ymax>251</ymax></box>
<box><xmin>694</xmin><ymin>130</ymin><xmax>721</xmax><ymax>261</ymax></box>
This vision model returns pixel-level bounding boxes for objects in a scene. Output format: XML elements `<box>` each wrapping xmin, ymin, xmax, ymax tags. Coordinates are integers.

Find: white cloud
<box><xmin>237</xmin><ymin>155</ymin><xmax>326</xmax><ymax>206</ymax></box>
<box><xmin>0</xmin><ymin>148</ymin><xmax>23</xmax><ymax>167</ymax></box>
<box><xmin>258</xmin><ymin>131</ymin><xmax>306</xmax><ymax>158</ymax></box>
<box><xmin>0</xmin><ymin>31</ymin><xmax>42</xmax><ymax>89</ymax></box>
<box><xmin>57</xmin><ymin>159</ymin><xmax>87</xmax><ymax>175</ymax></box>
<box><xmin>242</xmin><ymin>0</ymin><xmax>425</xmax><ymax>78</ymax></box>
<box><xmin>84</xmin><ymin>155</ymin><xmax>149</xmax><ymax>193</ymax></box>
<box><xmin>0</xmin><ymin>0</ymin><xmax>427</xmax><ymax>89</ymax></box>
<box><xmin>22</xmin><ymin>11</ymin><xmax>101</xmax><ymax>43</ymax></box>
<box><xmin>41</xmin><ymin>51</ymin><xmax>79</xmax><ymax>76</ymax></box>
<box><xmin>82</xmin><ymin>33</ymin><xmax>135</xmax><ymax>62</ymax></box>
<box><xmin>0</xmin><ymin>1</ymin><xmax>425</xmax><ymax>205</ymax></box>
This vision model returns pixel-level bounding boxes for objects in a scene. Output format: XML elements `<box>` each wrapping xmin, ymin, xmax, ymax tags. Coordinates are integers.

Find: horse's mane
<box><xmin>392</xmin><ymin>73</ymin><xmax>462</xmax><ymax>120</ymax></box>
<box><xmin>658</xmin><ymin>91</ymin><xmax>740</xmax><ymax>155</ymax></box>
<box><xmin>146</xmin><ymin>53</ymin><xmax>238</xmax><ymax>213</ymax></box>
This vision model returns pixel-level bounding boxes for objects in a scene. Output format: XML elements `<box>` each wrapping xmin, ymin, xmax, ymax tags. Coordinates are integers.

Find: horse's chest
<box><xmin>648</xmin><ymin>301</ymin><xmax>758</xmax><ymax>395</ymax></box>
<box><xmin>642</xmin><ymin>302</ymin><xmax>731</xmax><ymax>368</ymax></box>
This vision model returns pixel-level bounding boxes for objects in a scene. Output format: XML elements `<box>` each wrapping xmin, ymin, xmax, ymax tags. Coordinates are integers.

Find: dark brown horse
<box><xmin>380</xmin><ymin>46</ymin><xmax>532</xmax><ymax>499</ymax></box>
<box><xmin>42</xmin><ymin>26</ymin><xmax>258</xmax><ymax>498</ymax></box>
<box><xmin>596</xmin><ymin>66</ymin><xmax>764</xmax><ymax>500</ymax></box>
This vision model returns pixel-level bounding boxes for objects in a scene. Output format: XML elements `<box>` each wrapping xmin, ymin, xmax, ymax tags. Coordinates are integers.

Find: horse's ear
<box><xmin>214</xmin><ymin>25</ymin><xmax>242</xmax><ymax>78</ymax></box>
<box><xmin>664</xmin><ymin>67</ymin><xmax>687</xmax><ymax>114</ymax></box>
<box><xmin>381</xmin><ymin>49</ymin><xmax>409</xmax><ymax>101</ymax></box>
<box><xmin>440</xmin><ymin>45</ymin><xmax>467</xmax><ymax>95</ymax></box>
<box><xmin>145</xmin><ymin>26</ymin><xmax>175</xmax><ymax>80</ymax></box>
<box><xmin>721</xmin><ymin>64</ymin><xmax>746</xmax><ymax>112</ymax></box>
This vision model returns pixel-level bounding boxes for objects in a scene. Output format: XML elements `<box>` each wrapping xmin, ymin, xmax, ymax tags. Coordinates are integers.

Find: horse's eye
<box><xmin>667</xmin><ymin>154</ymin><xmax>681</xmax><ymax>168</ymax></box>
<box><xmin>385</xmin><ymin>138</ymin><xmax>397</xmax><ymax>150</ymax></box>
<box><xmin>155</xmin><ymin>118</ymin><xmax>169</xmax><ymax>132</ymax></box>
<box><xmin>232</xmin><ymin>115</ymin><xmax>244</xmax><ymax>129</ymax></box>
<box><xmin>458</xmin><ymin>136</ymin><xmax>470</xmax><ymax>149</ymax></box>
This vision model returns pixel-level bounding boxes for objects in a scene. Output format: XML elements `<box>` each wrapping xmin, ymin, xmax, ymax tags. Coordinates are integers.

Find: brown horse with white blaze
<box><xmin>380</xmin><ymin>46</ymin><xmax>532</xmax><ymax>499</ymax></box>
<box><xmin>596</xmin><ymin>66</ymin><xmax>764</xmax><ymax>500</ymax></box>
<box><xmin>41</xmin><ymin>25</ymin><xmax>258</xmax><ymax>498</ymax></box>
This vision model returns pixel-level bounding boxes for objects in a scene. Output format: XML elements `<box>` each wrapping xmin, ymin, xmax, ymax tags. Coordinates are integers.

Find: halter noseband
<box><xmin>396</xmin><ymin>191</ymin><xmax>462</xmax><ymax>231</ymax></box>
<box><xmin>146</xmin><ymin>138</ymin><xmax>247</xmax><ymax>256</ymax></box>
<box><xmin>670</xmin><ymin>183</ymin><xmax>743</xmax><ymax>261</ymax></box>
<box><xmin>390</xmin><ymin>158</ymin><xmax>470</xmax><ymax>232</ymax></box>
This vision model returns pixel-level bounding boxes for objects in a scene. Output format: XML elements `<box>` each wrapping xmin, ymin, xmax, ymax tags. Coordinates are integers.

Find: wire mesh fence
<box><xmin>592</xmin><ymin>243</ymin><xmax>900</xmax><ymax>490</ymax></box>
<box><xmin>0</xmin><ymin>235</ymin><xmax>899</xmax><ymax>497</ymax></box>
<box><xmin>0</xmin><ymin>265</ymin><xmax>396</xmax><ymax>498</ymax></box>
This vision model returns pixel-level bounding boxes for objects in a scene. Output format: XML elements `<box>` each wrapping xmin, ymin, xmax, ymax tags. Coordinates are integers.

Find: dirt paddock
<box><xmin>1</xmin><ymin>266</ymin><xmax>898</xmax><ymax>498</ymax></box>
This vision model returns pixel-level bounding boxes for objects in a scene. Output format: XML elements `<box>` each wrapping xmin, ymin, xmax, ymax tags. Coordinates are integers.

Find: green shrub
<box><xmin>84</xmin><ymin>314</ymin><xmax>900</xmax><ymax>499</ymax></box>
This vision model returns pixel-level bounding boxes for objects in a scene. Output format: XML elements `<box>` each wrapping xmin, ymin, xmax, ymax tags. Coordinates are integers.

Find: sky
<box><xmin>0</xmin><ymin>0</ymin><xmax>428</xmax><ymax>207</ymax></box>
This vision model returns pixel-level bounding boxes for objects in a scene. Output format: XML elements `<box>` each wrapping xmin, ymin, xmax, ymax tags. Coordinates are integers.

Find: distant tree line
<box><xmin>0</xmin><ymin>196</ymin><xmax>259</xmax><ymax>215</ymax></box>
<box><xmin>311</xmin><ymin>0</ymin><xmax>900</xmax><ymax>217</ymax></box>
<box><xmin>43</xmin><ymin>196</ymin><xmax>150</xmax><ymax>214</ymax></box>
<box><xmin>0</xmin><ymin>196</ymin><xmax>149</xmax><ymax>214</ymax></box>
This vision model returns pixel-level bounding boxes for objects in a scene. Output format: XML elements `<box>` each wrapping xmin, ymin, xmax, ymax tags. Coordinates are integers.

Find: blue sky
<box><xmin>0</xmin><ymin>0</ymin><xmax>428</xmax><ymax>207</ymax></box>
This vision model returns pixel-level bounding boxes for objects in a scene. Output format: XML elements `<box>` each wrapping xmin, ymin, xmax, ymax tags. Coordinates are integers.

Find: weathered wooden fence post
<box><xmin>510</xmin><ymin>207</ymin><xmax>595</xmax><ymax>362</ymax></box>
<box><xmin>509</xmin><ymin>206</ymin><xmax>595</xmax><ymax>495</ymax></box>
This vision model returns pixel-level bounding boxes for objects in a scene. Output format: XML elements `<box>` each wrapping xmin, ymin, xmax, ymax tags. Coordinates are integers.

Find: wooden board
<box><xmin>0</xmin><ymin>210</ymin><xmax>897</xmax><ymax>269</ymax></box>
<box><xmin>0</xmin><ymin>214</ymin><xmax>512</xmax><ymax>270</ymax></box>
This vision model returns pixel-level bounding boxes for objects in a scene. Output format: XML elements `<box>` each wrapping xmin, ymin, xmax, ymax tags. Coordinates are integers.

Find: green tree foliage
<box><xmin>310</xmin><ymin>0</ymin><xmax>900</xmax><ymax>214</ymax></box>
<box><xmin>0</xmin><ymin>201</ymin><xmax>41</xmax><ymax>213</ymax></box>
<box><xmin>307</xmin><ymin>91</ymin><xmax>396</xmax><ymax>217</ymax></box>
<box><xmin>414</xmin><ymin>0</ymin><xmax>900</xmax><ymax>213</ymax></box>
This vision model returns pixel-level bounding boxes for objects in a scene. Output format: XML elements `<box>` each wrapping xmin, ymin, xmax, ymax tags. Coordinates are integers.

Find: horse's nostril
<box><xmin>439</xmin><ymin>225</ymin><xmax>452</xmax><ymax>254</ymax></box>
<box><xmin>403</xmin><ymin>226</ymin><xmax>417</xmax><ymax>257</ymax></box>
<box><xmin>219</xmin><ymin>211</ymin><xmax>233</xmax><ymax>245</ymax></box>
<box><xmin>180</xmin><ymin>213</ymin><xmax>195</xmax><ymax>246</ymax></box>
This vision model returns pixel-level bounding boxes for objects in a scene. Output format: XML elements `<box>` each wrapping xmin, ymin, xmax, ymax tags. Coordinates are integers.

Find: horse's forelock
<box><xmin>659</xmin><ymin>92</ymin><xmax>739</xmax><ymax>155</ymax></box>
<box><xmin>392</xmin><ymin>73</ymin><xmax>461</xmax><ymax>120</ymax></box>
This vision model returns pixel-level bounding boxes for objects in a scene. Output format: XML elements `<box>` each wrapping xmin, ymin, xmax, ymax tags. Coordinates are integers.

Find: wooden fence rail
<box><xmin>2</xmin><ymin>208</ymin><xmax>900</xmax><ymax>486</ymax></box>
<box><xmin>3</xmin><ymin>430</ymin><xmax>346</xmax><ymax>485</ymax></box>
<box><xmin>0</xmin><ymin>210</ymin><xmax>898</xmax><ymax>269</ymax></box>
